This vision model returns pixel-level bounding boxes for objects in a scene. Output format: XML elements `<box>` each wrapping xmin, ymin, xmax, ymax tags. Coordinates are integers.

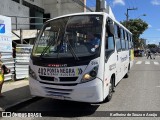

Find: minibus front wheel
<box><xmin>106</xmin><ymin>77</ymin><xmax>114</xmax><ymax>102</ymax></box>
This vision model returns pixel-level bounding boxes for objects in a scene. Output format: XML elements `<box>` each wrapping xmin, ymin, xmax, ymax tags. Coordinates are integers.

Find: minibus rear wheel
<box><xmin>124</xmin><ymin>64</ymin><xmax>130</xmax><ymax>78</ymax></box>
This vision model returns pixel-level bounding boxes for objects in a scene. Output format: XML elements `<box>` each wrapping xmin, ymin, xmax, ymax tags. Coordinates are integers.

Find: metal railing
<box><xmin>8</xmin><ymin>16</ymin><xmax>50</xmax><ymax>30</ymax></box>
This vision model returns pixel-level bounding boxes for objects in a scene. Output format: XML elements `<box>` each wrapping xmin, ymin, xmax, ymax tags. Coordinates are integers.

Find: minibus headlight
<box><xmin>83</xmin><ymin>74</ymin><xmax>92</xmax><ymax>80</ymax></box>
<box><xmin>82</xmin><ymin>65</ymin><xmax>98</xmax><ymax>82</ymax></box>
<box><xmin>29</xmin><ymin>66</ymin><xmax>37</xmax><ymax>80</ymax></box>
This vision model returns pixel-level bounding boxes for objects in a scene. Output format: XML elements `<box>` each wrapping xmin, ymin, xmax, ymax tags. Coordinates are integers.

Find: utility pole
<box><xmin>96</xmin><ymin>0</ymin><xmax>101</xmax><ymax>12</ymax></box>
<box><xmin>96</xmin><ymin>0</ymin><xmax>106</xmax><ymax>12</ymax></box>
<box><xmin>125</xmin><ymin>7</ymin><xmax>137</xmax><ymax>28</ymax></box>
<box><xmin>126</xmin><ymin>7</ymin><xmax>138</xmax><ymax>21</ymax></box>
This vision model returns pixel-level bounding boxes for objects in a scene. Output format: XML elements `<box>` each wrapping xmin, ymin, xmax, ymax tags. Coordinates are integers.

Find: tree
<box><xmin>121</xmin><ymin>19</ymin><xmax>148</xmax><ymax>49</ymax></box>
<box><xmin>147</xmin><ymin>44</ymin><xmax>157</xmax><ymax>49</ymax></box>
<box><xmin>139</xmin><ymin>38</ymin><xmax>146</xmax><ymax>49</ymax></box>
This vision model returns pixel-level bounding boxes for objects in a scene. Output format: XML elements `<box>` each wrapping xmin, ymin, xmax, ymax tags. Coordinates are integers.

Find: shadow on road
<box><xmin>0</xmin><ymin>85</ymin><xmax>31</xmax><ymax>109</ymax></box>
<box><xmin>1</xmin><ymin>84</ymin><xmax>101</xmax><ymax>117</ymax></box>
<box><xmin>8</xmin><ymin>97</ymin><xmax>100</xmax><ymax>117</ymax></box>
<box><xmin>40</xmin><ymin>99</ymin><xmax>100</xmax><ymax>117</ymax></box>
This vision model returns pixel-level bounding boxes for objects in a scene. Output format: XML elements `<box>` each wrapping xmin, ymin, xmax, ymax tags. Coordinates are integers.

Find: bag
<box><xmin>2</xmin><ymin>65</ymin><xmax>10</xmax><ymax>74</ymax></box>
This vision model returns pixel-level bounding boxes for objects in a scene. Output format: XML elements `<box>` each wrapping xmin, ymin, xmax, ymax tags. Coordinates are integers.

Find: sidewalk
<box><xmin>0</xmin><ymin>79</ymin><xmax>33</xmax><ymax>111</ymax></box>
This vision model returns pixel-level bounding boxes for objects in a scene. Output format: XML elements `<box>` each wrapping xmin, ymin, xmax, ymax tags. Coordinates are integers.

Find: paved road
<box><xmin>3</xmin><ymin>57</ymin><xmax>160</xmax><ymax>119</ymax></box>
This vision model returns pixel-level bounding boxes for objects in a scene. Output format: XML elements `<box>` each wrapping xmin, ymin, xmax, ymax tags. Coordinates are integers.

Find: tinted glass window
<box><xmin>126</xmin><ymin>40</ymin><xmax>129</xmax><ymax>50</ymax></box>
<box><xmin>121</xmin><ymin>40</ymin><xmax>126</xmax><ymax>50</ymax></box>
<box><xmin>32</xmin><ymin>15</ymin><xmax>103</xmax><ymax>58</ymax></box>
<box><xmin>116</xmin><ymin>38</ymin><xmax>121</xmax><ymax>51</ymax></box>
<box><xmin>106</xmin><ymin>37</ymin><xmax>115</xmax><ymax>50</ymax></box>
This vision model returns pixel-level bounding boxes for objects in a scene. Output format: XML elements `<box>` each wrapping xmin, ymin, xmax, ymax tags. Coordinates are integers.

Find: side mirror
<box><xmin>107</xmin><ymin>20</ymin><xmax>114</xmax><ymax>35</ymax></box>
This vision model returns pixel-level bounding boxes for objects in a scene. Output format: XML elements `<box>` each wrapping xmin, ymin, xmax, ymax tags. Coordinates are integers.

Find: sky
<box><xmin>86</xmin><ymin>0</ymin><xmax>160</xmax><ymax>45</ymax></box>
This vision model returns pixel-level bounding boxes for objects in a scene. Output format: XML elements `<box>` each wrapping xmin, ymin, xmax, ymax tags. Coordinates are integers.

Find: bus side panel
<box><xmin>103</xmin><ymin>52</ymin><xmax>117</xmax><ymax>100</ymax></box>
<box><xmin>115</xmin><ymin>50</ymin><xmax>130</xmax><ymax>85</ymax></box>
<box><xmin>123</xmin><ymin>51</ymin><xmax>130</xmax><ymax>77</ymax></box>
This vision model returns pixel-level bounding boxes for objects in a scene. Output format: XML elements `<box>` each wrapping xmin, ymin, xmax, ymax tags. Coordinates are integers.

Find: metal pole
<box><xmin>125</xmin><ymin>8</ymin><xmax>137</xmax><ymax>27</ymax></box>
<box><xmin>126</xmin><ymin>8</ymin><xmax>138</xmax><ymax>21</ymax></box>
<box><xmin>16</xmin><ymin>17</ymin><xmax>18</xmax><ymax>30</ymax></box>
<box><xmin>96</xmin><ymin>0</ymin><xmax>101</xmax><ymax>12</ymax></box>
<box><xmin>96</xmin><ymin>0</ymin><xmax>106</xmax><ymax>12</ymax></box>
<box><xmin>126</xmin><ymin>9</ymin><xmax>129</xmax><ymax>21</ymax></box>
<box><xmin>20</xmin><ymin>29</ymin><xmax>23</xmax><ymax>44</ymax></box>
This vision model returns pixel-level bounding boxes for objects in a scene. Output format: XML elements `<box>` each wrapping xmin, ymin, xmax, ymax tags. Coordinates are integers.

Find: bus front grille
<box><xmin>39</xmin><ymin>81</ymin><xmax>78</xmax><ymax>86</ymax></box>
<box><xmin>43</xmin><ymin>87</ymin><xmax>73</xmax><ymax>96</ymax></box>
<box><xmin>39</xmin><ymin>76</ymin><xmax>78</xmax><ymax>82</ymax></box>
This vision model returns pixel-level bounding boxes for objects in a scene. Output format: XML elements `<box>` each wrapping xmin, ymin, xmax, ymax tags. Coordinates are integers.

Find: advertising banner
<box><xmin>0</xmin><ymin>15</ymin><xmax>12</xmax><ymax>52</ymax></box>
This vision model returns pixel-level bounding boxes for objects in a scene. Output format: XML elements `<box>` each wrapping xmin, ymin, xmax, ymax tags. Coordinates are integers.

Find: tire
<box><xmin>106</xmin><ymin>77</ymin><xmax>114</xmax><ymax>102</ymax></box>
<box><xmin>124</xmin><ymin>72</ymin><xmax>129</xmax><ymax>78</ymax></box>
<box><xmin>112</xmin><ymin>77</ymin><xmax>115</xmax><ymax>92</ymax></box>
<box><xmin>124</xmin><ymin>64</ymin><xmax>130</xmax><ymax>78</ymax></box>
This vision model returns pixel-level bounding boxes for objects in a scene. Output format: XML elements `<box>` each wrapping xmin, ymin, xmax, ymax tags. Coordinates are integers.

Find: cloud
<box><xmin>113</xmin><ymin>0</ymin><xmax>125</xmax><ymax>6</ymax></box>
<box><xmin>148</xmin><ymin>24</ymin><xmax>152</xmax><ymax>28</ymax></box>
<box><xmin>151</xmin><ymin>0</ymin><xmax>160</xmax><ymax>5</ymax></box>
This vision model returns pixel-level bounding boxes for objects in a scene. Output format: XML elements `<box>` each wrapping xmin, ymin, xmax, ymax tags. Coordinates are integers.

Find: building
<box><xmin>44</xmin><ymin>0</ymin><xmax>87</xmax><ymax>19</ymax></box>
<box><xmin>0</xmin><ymin>0</ymin><xmax>87</xmax><ymax>45</ymax></box>
<box><xmin>0</xmin><ymin>0</ymin><xmax>44</xmax><ymax>30</ymax></box>
<box><xmin>0</xmin><ymin>0</ymin><xmax>86</xmax><ymax>30</ymax></box>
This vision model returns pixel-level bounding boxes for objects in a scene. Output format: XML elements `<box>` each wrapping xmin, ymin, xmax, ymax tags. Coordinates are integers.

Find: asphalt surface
<box><xmin>1</xmin><ymin>56</ymin><xmax>160</xmax><ymax>120</ymax></box>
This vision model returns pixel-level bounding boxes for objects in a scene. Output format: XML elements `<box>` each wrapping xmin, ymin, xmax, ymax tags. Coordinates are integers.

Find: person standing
<box><xmin>147</xmin><ymin>51</ymin><xmax>152</xmax><ymax>59</ymax></box>
<box><xmin>0</xmin><ymin>53</ymin><xmax>4</xmax><ymax>97</ymax></box>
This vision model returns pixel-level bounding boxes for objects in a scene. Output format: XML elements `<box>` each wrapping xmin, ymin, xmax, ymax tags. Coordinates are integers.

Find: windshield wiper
<box><xmin>66</xmin><ymin>39</ymin><xmax>79</xmax><ymax>61</ymax></box>
<box><xmin>39</xmin><ymin>39</ymin><xmax>54</xmax><ymax>59</ymax></box>
<box><xmin>39</xmin><ymin>29</ymin><xmax>60</xmax><ymax>59</ymax></box>
<box><xmin>56</xmin><ymin>38</ymin><xmax>79</xmax><ymax>61</ymax></box>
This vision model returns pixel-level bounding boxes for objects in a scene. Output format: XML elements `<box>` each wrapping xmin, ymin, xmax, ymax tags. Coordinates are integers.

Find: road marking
<box><xmin>145</xmin><ymin>61</ymin><xmax>150</xmax><ymax>64</ymax></box>
<box><xmin>136</xmin><ymin>61</ymin><xmax>142</xmax><ymax>64</ymax></box>
<box><xmin>154</xmin><ymin>62</ymin><xmax>159</xmax><ymax>65</ymax></box>
<box><xmin>156</xmin><ymin>86</ymin><xmax>160</xmax><ymax>88</ymax></box>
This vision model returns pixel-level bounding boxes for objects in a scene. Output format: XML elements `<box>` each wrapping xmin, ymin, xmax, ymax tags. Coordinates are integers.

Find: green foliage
<box><xmin>121</xmin><ymin>19</ymin><xmax>148</xmax><ymax>48</ymax></box>
<box><xmin>147</xmin><ymin>44</ymin><xmax>157</xmax><ymax>49</ymax></box>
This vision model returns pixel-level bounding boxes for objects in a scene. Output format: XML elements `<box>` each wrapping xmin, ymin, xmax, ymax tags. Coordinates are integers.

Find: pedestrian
<box><xmin>152</xmin><ymin>52</ymin><xmax>156</xmax><ymax>59</ymax></box>
<box><xmin>147</xmin><ymin>51</ymin><xmax>152</xmax><ymax>59</ymax></box>
<box><xmin>0</xmin><ymin>53</ymin><xmax>4</xmax><ymax>97</ymax></box>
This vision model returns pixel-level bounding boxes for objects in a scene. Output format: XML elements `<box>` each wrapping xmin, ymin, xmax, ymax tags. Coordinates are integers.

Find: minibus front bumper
<box><xmin>29</xmin><ymin>77</ymin><xmax>103</xmax><ymax>103</ymax></box>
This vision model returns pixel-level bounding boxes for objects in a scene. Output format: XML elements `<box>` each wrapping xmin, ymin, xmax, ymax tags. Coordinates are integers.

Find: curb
<box><xmin>4</xmin><ymin>96</ymin><xmax>43</xmax><ymax>112</ymax></box>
